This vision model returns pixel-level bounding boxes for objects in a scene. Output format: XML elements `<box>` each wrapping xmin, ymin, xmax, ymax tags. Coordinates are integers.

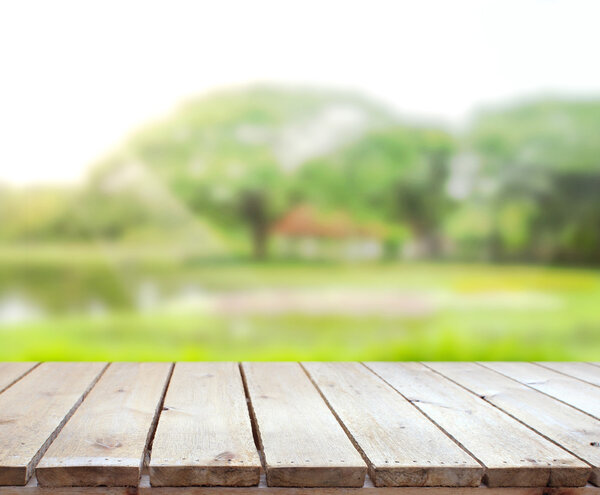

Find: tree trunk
<box><xmin>251</xmin><ymin>221</ymin><xmax>268</xmax><ymax>260</ymax></box>
<box><xmin>241</xmin><ymin>190</ymin><xmax>270</xmax><ymax>260</ymax></box>
<box><xmin>408</xmin><ymin>219</ymin><xmax>440</xmax><ymax>258</ymax></box>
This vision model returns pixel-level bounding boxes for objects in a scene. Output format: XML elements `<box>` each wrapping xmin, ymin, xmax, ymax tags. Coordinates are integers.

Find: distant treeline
<box><xmin>1</xmin><ymin>87</ymin><xmax>599</xmax><ymax>264</ymax></box>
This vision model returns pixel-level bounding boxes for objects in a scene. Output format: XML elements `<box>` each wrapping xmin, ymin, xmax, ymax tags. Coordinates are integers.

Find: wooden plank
<box><xmin>36</xmin><ymin>362</ymin><xmax>172</xmax><ymax>487</ymax></box>
<box><xmin>0</xmin><ymin>363</ymin><xmax>38</xmax><ymax>394</ymax></box>
<box><xmin>535</xmin><ymin>363</ymin><xmax>600</xmax><ymax>388</ymax></box>
<box><xmin>149</xmin><ymin>362</ymin><xmax>261</xmax><ymax>487</ymax></box>
<box><xmin>142</xmin><ymin>475</ymin><xmax>600</xmax><ymax>495</ymax></box>
<box><xmin>0</xmin><ymin>362</ymin><xmax>106</xmax><ymax>485</ymax></box>
<box><xmin>481</xmin><ymin>362</ymin><xmax>600</xmax><ymax>420</ymax></box>
<box><xmin>241</xmin><ymin>362</ymin><xmax>367</xmax><ymax>488</ymax></box>
<box><xmin>302</xmin><ymin>362</ymin><xmax>482</xmax><ymax>487</ymax></box>
<box><xmin>365</xmin><ymin>362</ymin><xmax>589</xmax><ymax>488</ymax></box>
<box><xmin>3</xmin><ymin>475</ymin><xmax>600</xmax><ymax>495</ymax></box>
<box><xmin>426</xmin><ymin>362</ymin><xmax>600</xmax><ymax>486</ymax></box>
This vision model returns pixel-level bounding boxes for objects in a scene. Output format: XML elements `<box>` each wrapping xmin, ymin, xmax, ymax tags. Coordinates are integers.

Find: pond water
<box><xmin>0</xmin><ymin>278</ymin><xmax>563</xmax><ymax>324</ymax></box>
<box><xmin>0</xmin><ymin>262</ymin><xmax>146</xmax><ymax>322</ymax></box>
<box><xmin>0</xmin><ymin>257</ymin><xmax>570</xmax><ymax>325</ymax></box>
<box><xmin>0</xmin><ymin>293</ymin><xmax>44</xmax><ymax>323</ymax></box>
<box><xmin>0</xmin><ymin>259</ymin><xmax>223</xmax><ymax>323</ymax></box>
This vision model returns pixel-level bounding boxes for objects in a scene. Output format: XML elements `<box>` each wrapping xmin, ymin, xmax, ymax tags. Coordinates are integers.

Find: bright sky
<box><xmin>1</xmin><ymin>0</ymin><xmax>600</xmax><ymax>185</ymax></box>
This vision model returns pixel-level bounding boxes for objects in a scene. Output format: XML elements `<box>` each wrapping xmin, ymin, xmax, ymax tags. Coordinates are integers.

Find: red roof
<box><xmin>272</xmin><ymin>204</ymin><xmax>385</xmax><ymax>239</ymax></box>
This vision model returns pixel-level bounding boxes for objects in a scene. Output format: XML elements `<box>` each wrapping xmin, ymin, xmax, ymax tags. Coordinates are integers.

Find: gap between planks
<box><xmin>0</xmin><ymin>363</ymin><xmax>109</xmax><ymax>486</ymax></box>
<box><xmin>3</xmin><ymin>362</ymin><xmax>600</xmax><ymax>490</ymax></box>
<box><xmin>479</xmin><ymin>363</ymin><xmax>600</xmax><ymax>420</ymax></box>
<box><xmin>0</xmin><ymin>363</ymin><xmax>40</xmax><ymax>395</ymax></box>
<box><xmin>364</xmin><ymin>362</ymin><xmax>590</xmax><ymax>488</ymax></box>
<box><xmin>301</xmin><ymin>362</ymin><xmax>483</xmax><ymax>487</ymax></box>
<box><xmin>532</xmin><ymin>363</ymin><xmax>600</xmax><ymax>388</ymax></box>
<box><xmin>422</xmin><ymin>362</ymin><xmax>600</xmax><ymax>486</ymax></box>
<box><xmin>35</xmin><ymin>363</ymin><xmax>173</xmax><ymax>488</ymax></box>
<box><xmin>239</xmin><ymin>362</ymin><xmax>268</xmax><ymax>475</ymax></box>
<box><xmin>149</xmin><ymin>363</ymin><xmax>261</xmax><ymax>487</ymax></box>
<box><xmin>241</xmin><ymin>362</ymin><xmax>367</xmax><ymax>488</ymax></box>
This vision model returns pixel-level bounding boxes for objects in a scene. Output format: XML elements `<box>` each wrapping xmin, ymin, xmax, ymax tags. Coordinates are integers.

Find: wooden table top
<box><xmin>0</xmin><ymin>362</ymin><xmax>599</xmax><ymax>494</ymax></box>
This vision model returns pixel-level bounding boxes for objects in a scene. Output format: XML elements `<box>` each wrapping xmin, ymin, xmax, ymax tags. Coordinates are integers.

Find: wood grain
<box><xmin>302</xmin><ymin>362</ymin><xmax>482</xmax><ymax>487</ymax></box>
<box><xmin>365</xmin><ymin>362</ymin><xmax>588</xmax><ymax>488</ymax></box>
<box><xmin>2</xmin><ymin>474</ymin><xmax>600</xmax><ymax>494</ymax></box>
<box><xmin>534</xmin><ymin>363</ymin><xmax>600</xmax><ymax>388</ymax></box>
<box><xmin>481</xmin><ymin>362</ymin><xmax>600</xmax><ymax>420</ymax></box>
<box><xmin>3</xmin><ymin>360</ymin><xmax>600</xmax><ymax>493</ymax></box>
<box><xmin>149</xmin><ymin>362</ymin><xmax>261</xmax><ymax>487</ymax></box>
<box><xmin>426</xmin><ymin>362</ymin><xmax>598</xmax><ymax>486</ymax></box>
<box><xmin>241</xmin><ymin>362</ymin><xmax>367</xmax><ymax>487</ymax></box>
<box><xmin>36</xmin><ymin>362</ymin><xmax>172</xmax><ymax>487</ymax></box>
<box><xmin>139</xmin><ymin>476</ymin><xmax>600</xmax><ymax>495</ymax></box>
<box><xmin>0</xmin><ymin>362</ymin><xmax>107</xmax><ymax>485</ymax></box>
<box><xmin>0</xmin><ymin>363</ymin><xmax>38</xmax><ymax>394</ymax></box>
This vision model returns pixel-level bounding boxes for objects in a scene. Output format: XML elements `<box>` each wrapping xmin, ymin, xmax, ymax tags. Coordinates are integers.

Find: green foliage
<box><xmin>0</xmin><ymin>186</ymin><xmax>72</xmax><ymax>241</ymax></box>
<box><xmin>112</xmin><ymin>86</ymin><xmax>392</xmax><ymax>257</ymax></box>
<box><xmin>472</xmin><ymin>99</ymin><xmax>600</xmax><ymax>171</ymax></box>
<box><xmin>2</xmin><ymin>88</ymin><xmax>600</xmax><ymax>265</ymax></box>
<box><xmin>466</xmin><ymin>98</ymin><xmax>600</xmax><ymax>263</ymax></box>
<box><xmin>296</xmin><ymin>126</ymin><xmax>455</xmax><ymax>255</ymax></box>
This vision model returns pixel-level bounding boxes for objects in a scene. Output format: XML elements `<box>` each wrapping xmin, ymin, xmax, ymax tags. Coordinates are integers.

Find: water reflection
<box><xmin>136</xmin><ymin>281</ymin><xmax>160</xmax><ymax>312</ymax></box>
<box><xmin>0</xmin><ymin>282</ymin><xmax>563</xmax><ymax>324</ymax></box>
<box><xmin>0</xmin><ymin>293</ymin><xmax>43</xmax><ymax>324</ymax></box>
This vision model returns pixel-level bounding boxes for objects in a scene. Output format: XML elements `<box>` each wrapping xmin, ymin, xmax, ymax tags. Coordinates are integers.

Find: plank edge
<box><xmin>149</xmin><ymin>465</ymin><xmax>261</xmax><ymax>487</ymax></box>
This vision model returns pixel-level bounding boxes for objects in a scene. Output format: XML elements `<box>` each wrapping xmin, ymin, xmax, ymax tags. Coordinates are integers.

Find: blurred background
<box><xmin>1</xmin><ymin>0</ymin><xmax>599</xmax><ymax>360</ymax></box>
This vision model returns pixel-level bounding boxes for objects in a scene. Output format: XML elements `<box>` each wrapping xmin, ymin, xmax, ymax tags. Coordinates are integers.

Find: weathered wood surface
<box><xmin>0</xmin><ymin>363</ymin><xmax>38</xmax><ymax>394</ymax></box>
<box><xmin>481</xmin><ymin>362</ymin><xmax>600</xmax><ymax>420</ymax></box>
<box><xmin>149</xmin><ymin>363</ymin><xmax>261</xmax><ymax>487</ymax></box>
<box><xmin>242</xmin><ymin>362</ymin><xmax>367</xmax><ymax>487</ymax></box>
<box><xmin>425</xmin><ymin>362</ymin><xmax>600</xmax><ymax>486</ymax></box>
<box><xmin>302</xmin><ymin>362</ymin><xmax>483</xmax><ymax>487</ymax></box>
<box><xmin>2</xmin><ymin>361</ymin><xmax>600</xmax><ymax>492</ymax></box>
<box><xmin>35</xmin><ymin>362</ymin><xmax>172</xmax><ymax>487</ymax></box>
<box><xmin>534</xmin><ymin>362</ymin><xmax>600</xmax><ymax>388</ymax></box>
<box><xmin>365</xmin><ymin>362</ymin><xmax>589</xmax><ymax>488</ymax></box>
<box><xmin>1</xmin><ymin>473</ymin><xmax>600</xmax><ymax>495</ymax></box>
<box><xmin>0</xmin><ymin>362</ymin><xmax>107</xmax><ymax>485</ymax></box>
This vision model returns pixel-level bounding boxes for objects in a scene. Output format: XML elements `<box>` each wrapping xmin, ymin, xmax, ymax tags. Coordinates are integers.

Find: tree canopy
<box><xmin>2</xmin><ymin>88</ymin><xmax>599</xmax><ymax>265</ymax></box>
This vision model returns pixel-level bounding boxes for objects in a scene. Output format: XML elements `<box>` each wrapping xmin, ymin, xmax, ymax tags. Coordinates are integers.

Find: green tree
<box><xmin>469</xmin><ymin>99</ymin><xmax>600</xmax><ymax>263</ymax></box>
<box><xmin>113</xmin><ymin>86</ymin><xmax>391</xmax><ymax>258</ymax></box>
<box><xmin>295</xmin><ymin>126</ymin><xmax>455</xmax><ymax>255</ymax></box>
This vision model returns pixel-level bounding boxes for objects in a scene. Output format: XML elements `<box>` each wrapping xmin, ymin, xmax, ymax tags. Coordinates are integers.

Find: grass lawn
<box><xmin>0</xmin><ymin>246</ymin><xmax>599</xmax><ymax>361</ymax></box>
